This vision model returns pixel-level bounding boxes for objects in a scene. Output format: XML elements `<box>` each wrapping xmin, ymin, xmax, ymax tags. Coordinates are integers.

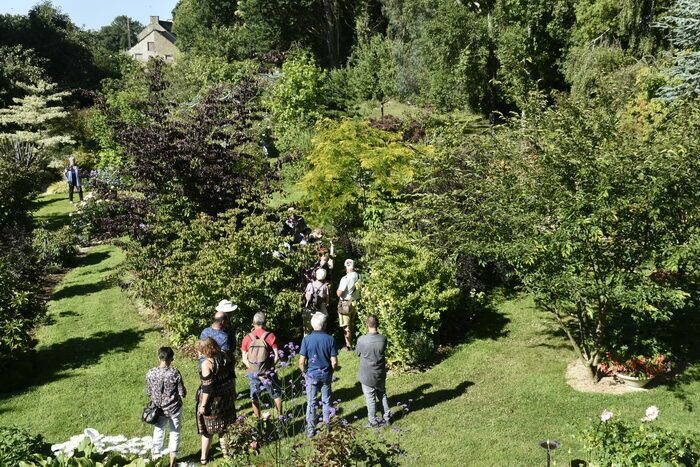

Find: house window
<box><xmin>147</xmin><ymin>42</ymin><xmax>155</xmax><ymax>52</ymax></box>
<box><xmin>165</xmin><ymin>55</ymin><xmax>173</xmax><ymax>61</ymax></box>
<box><xmin>134</xmin><ymin>53</ymin><xmax>143</xmax><ymax>60</ymax></box>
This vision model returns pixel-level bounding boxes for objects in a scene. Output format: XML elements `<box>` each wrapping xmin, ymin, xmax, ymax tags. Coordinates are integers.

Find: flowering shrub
<box><xmin>50</xmin><ymin>428</ymin><xmax>152</xmax><ymax>458</ymax></box>
<box><xmin>598</xmin><ymin>353</ymin><xmax>671</xmax><ymax>379</ymax></box>
<box><xmin>580</xmin><ymin>407</ymin><xmax>700</xmax><ymax>466</ymax></box>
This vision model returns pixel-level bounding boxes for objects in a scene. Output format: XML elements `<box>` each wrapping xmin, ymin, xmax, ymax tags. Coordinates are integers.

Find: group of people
<box><xmin>144</xmin><ymin>298</ymin><xmax>391</xmax><ymax>465</ymax></box>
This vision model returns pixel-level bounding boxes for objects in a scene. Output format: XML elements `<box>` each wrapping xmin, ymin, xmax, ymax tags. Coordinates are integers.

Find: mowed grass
<box><xmin>0</xmin><ymin>195</ymin><xmax>698</xmax><ymax>465</ymax></box>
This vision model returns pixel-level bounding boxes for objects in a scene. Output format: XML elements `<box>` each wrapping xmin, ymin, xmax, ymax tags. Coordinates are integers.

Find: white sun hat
<box><xmin>215</xmin><ymin>299</ymin><xmax>238</xmax><ymax>313</ymax></box>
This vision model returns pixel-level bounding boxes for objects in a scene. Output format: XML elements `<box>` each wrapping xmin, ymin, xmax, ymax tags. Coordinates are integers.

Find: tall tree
<box><xmin>0</xmin><ymin>80</ymin><xmax>73</xmax><ymax>149</ymax></box>
<box><xmin>95</xmin><ymin>16</ymin><xmax>144</xmax><ymax>52</ymax></box>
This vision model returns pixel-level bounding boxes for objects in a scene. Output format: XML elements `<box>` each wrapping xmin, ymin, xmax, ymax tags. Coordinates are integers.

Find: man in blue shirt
<box><xmin>199</xmin><ymin>299</ymin><xmax>237</xmax><ymax>365</ymax></box>
<box><xmin>299</xmin><ymin>312</ymin><xmax>338</xmax><ymax>437</ymax></box>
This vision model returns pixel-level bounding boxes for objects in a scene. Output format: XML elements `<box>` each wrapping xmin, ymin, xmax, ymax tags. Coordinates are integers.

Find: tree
<box><xmin>414</xmin><ymin>89</ymin><xmax>700</xmax><ymax>380</ymax></box>
<box><xmin>95</xmin><ymin>16</ymin><xmax>144</xmax><ymax>52</ymax></box>
<box><xmin>346</xmin><ymin>34</ymin><xmax>398</xmax><ymax>110</ymax></box>
<box><xmin>0</xmin><ymin>80</ymin><xmax>73</xmax><ymax>149</ymax></box>
<box><xmin>0</xmin><ymin>45</ymin><xmax>45</xmax><ymax>107</ymax></box>
<box><xmin>656</xmin><ymin>0</ymin><xmax>700</xmax><ymax>100</ymax></box>
<box><xmin>298</xmin><ymin>118</ymin><xmax>424</xmax><ymax>230</ymax></box>
<box><xmin>172</xmin><ymin>0</ymin><xmax>239</xmax><ymax>52</ymax></box>
<box><xmin>0</xmin><ymin>2</ymin><xmax>121</xmax><ymax>90</ymax></box>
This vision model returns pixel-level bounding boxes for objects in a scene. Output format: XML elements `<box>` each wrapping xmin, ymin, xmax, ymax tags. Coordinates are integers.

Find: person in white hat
<box><xmin>199</xmin><ymin>299</ymin><xmax>238</xmax><ymax>365</ymax></box>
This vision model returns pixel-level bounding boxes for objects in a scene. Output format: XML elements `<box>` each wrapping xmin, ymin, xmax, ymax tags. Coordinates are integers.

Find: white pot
<box><xmin>617</xmin><ymin>373</ymin><xmax>654</xmax><ymax>388</ymax></box>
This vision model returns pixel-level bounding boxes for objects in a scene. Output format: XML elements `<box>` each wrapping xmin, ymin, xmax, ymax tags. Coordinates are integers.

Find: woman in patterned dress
<box><xmin>196</xmin><ymin>338</ymin><xmax>237</xmax><ymax>464</ymax></box>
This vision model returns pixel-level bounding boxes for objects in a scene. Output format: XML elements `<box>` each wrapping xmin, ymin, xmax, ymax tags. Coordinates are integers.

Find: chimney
<box><xmin>150</xmin><ymin>16</ymin><xmax>159</xmax><ymax>25</ymax></box>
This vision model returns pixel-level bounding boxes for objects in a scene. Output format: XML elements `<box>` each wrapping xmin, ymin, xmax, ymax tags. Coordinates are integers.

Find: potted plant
<box><xmin>598</xmin><ymin>354</ymin><xmax>671</xmax><ymax>388</ymax></box>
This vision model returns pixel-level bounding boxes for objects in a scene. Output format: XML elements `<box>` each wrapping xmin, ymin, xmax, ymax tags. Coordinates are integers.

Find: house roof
<box><xmin>136</xmin><ymin>16</ymin><xmax>176</xmax><ymax>44</ymax></box>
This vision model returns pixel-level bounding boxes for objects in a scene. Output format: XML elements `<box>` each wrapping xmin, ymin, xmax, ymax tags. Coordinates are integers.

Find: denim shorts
<box><xmin>247</xmin><ymin>373</ymin><xmax>282</xmax><ymax>400</ymax></box>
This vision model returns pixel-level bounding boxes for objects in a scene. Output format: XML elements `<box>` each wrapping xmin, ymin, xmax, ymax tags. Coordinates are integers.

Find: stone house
<box><xmin>127</xmin><ymin>16</ymin><xmax>177</xmax><ymax>62</ymax></box>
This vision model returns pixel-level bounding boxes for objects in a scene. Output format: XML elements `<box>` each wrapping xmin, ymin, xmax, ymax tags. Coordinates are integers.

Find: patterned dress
<box><xmin>196</xmin><ymin>353</ymin><xmax>237</xmax><ymax>435</ymax></box>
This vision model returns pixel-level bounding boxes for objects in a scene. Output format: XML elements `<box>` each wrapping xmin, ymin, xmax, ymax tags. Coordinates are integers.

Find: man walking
<box><xmin>200</xmin><ymin>299</ymin><xmax>237</xmax><ymax>364</ymax></box>
<box><xmin>356</xmin><ymin>315</ymin><xmax>391</xmax><ymax>427</ymax></box>
<box><xmin>64</xmin><ymin>156</ymin><xmax>83</xmax><ymax>202</ymax></box>
<box><xmin>241</xmin><ymin>312</ymin><xmax>283</xmax><ymax>417</ymax></box>
<box><xmin>336</xmin><ymin>259</ymin><xmax>360</xmax><ymax>350</ymax></box>
<box><xmin>299</xmin><ymin>312</ymin><xmax>337</xmax><ymax>437</ymax></box>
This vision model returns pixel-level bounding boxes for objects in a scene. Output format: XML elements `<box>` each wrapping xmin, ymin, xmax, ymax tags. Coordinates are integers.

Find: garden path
<box><xmin>0</xmin><ymin>194</ymin><xmax>698</xmax><ymax>465</ymax></box>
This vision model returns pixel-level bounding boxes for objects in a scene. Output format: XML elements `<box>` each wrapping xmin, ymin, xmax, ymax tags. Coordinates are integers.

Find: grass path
<box><xmin>0</xmin><ymin>194</ymin><xmax>698</xmax><ymax>465</ymax></box>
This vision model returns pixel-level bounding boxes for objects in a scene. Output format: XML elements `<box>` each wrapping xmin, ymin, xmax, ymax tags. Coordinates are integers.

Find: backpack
<box><xmin>246</xmin><ymin>332</ymin><xmax>272</xmax><ymax>374</ymax></box>
<box><xmin>305</xmin><ymin>283</ymin><xmax>325</xmax><ymax>311</ymax></box>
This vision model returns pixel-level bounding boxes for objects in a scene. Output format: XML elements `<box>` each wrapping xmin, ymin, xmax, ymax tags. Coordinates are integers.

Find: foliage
<box><xmin>0</xmin><ymin>80</ymin><xmax>73</xmax><ymax>149</ymax></box>
<box><xmin>493</xmin><ymin>0</ymin><xmax>576</xmax><ymax>107</ymax></box>
<box><xmin>0</xmin><ymin>2</ymin><xmax>121</xmax><ymax>91</ymax></box>
<box><xmin>563</xmin><ymin>44</ymin><xmax>635</xmax><ymax>97</ymax></box>
<box><xmin>32</xmin><ymin>226</ymin><xmax>77</xmax><ymax>272</ymax></box>
<box><xmin>268</xmin><ymin>51</ymin><xmax>328</xmax><ymax>126</ymax></box>
<box><xmin>359</xmin><ymin>231</ymin><xmax>461</xmax><ymax>366</ymax></box>
<box><xmin>111</xmin><ymin>61</ymin><xmax>268</xmax><ymax>216</ymax></box>
<box><xmin>0</xmin><ymin>426</ymin><xmax>47</xmax><ymax>466</ymax></box>
<box><xmin>0</xmin><ymin>257</ymin><xmax>43</xmax><ymax>370</ymax></box>
<box><xmin>413</xmin><ymin>88</ymin><xmax>700</xmax><ymax>379</ymax></box>
<box><xmin>94</xmin><ymin>16</ymin><xmax>143</xmax><ymax>52</ymax></box>
<box><xmin>128</xmin><ymin>209</ymin><xmax>313</xmax><ymax>343</ymax></box>
<box><xmin>298</xmin><ymin>118</ymin><xmax>423</xmax><ymax>231</ymax></box>
<box><xmin>0</xmin><ymin>45</ymin><xmax>46</xmax><ymax>107</ymax></box>
<box><xmin>296</xmin><ymin>422</ymin><xmax>404</xmax><ymax>466</ymax></box>
<box><xmin>346</xmin><ymin>35</ymin><xmax>398</xmax><ymax>104</ymax></box>
<box><xmin>580</xmin><ymin>407</ymin><xmax>700</xmax><ymax>466</ymax></box>
<box><xmin>172</xmin><ymin>0</ymin><xmax>239</xmax><ymax>53</ymax></box>
<box><xmin>656</xmin><ymin>0</ymin><xmax>700</xmax><ymax>100</ymax></box>
<box><xmin>570</xmin><ymin>0</ymin><xmax>670</xmax><ymax>55</ymax></box>
<box><xmin>598</xmin><ymin>353</ymin><xmax>672</xmax><ymax>379</ymax></box>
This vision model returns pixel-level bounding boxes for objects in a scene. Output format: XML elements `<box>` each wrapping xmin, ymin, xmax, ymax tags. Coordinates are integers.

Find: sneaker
<box><xmin>363</xmin><ymin>421</ymin><xmax>379</xmax><ymax>429</ymax></box>
<box><xmin>306</xmin><ymin>428</ymin><xmax>315</xmax><ymax>438</ymax></box>
<box><xmin>383</xmin><ymin>415</ymin><xmax>391</xmax><ymax>426</ymax></box>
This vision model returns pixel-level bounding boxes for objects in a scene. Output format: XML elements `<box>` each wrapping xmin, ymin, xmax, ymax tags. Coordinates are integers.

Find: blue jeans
<box><xmin>305</xmin><ymin>374</ymin><xmax>332</xmax><ymax>433</ymax></box>
<box><xmin>361</xmin><ymin>383</ymin><xmax>390</xmax><ymax>424</ymax></box>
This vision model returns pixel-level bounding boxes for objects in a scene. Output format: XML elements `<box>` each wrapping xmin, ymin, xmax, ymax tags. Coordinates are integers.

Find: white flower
<box><xmin>262</xmin><ymin>411</ymin><xmax>272</xmax><ymax>421</ymax></box>
<box><xmin>642</xmin><ymin>405</ymin><xmax>659</xmax><ymax>422</ymax></box>
<box><xmin>600</xmin><ymin>409</ymin><xmax>614</xmax><ymax>422</ymax></box>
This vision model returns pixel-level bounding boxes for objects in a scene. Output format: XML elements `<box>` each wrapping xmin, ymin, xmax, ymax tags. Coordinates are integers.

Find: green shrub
<box><xmin>0</xmin><ymin>257</ymin><xmax>43</xmax><ymax>373</ymax></box>
<box><xmin>0</xmin><ymin>426</ymin><xmax>47</xmax><ymax>465</ymax></box>
<box><xmin>128</xmin><ymin>210</ymin><xmax>313</xmax><ymax>344</ymax></box>
<box><xmin>359</xmin><ymin>232</ymin><xmax>460</xmax><ymax>366</ymax></box>
<box><xmin>580</xmin><ymin>407</ymin><xmax>700</xmax><ymax>466</ymax></box>
<box><xmin>32</xmin><ymin>226</ymin><xmax>77</xmax><ymax>272</ymax></box>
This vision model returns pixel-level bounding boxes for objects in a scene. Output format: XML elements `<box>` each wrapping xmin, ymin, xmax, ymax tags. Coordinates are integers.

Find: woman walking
<box><xmin>196</xmin><ymin>337</ymin><xmax>237</xmax><ymax>464</ymax></box>
<box><xmin>145</xmin><ymin>347</ymin><xmax>186</xmax><ymax>467</ymax></box>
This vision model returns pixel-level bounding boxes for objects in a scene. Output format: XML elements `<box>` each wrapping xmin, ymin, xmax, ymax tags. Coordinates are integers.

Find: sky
<box><xmin>0</xmin><ymin>0</ymin><xmax>180</xmax><ymax>30</ymax></box>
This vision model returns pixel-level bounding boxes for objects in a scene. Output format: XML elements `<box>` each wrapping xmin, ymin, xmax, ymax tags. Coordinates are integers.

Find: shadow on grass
<box><xmin>51</xmin><ymin>280</ymin><xmax>112</xmax><ymax>301</ymax></box>
<box><xmin>0</xmin><ymin>329</ymin><xmax>152</xmax><ymax>399</ymax></box>
<box><xmin>77</xmin><ymin>250</ymin><xmax>111</xmax><ymax>267</ymax></box>
<box><xmin>339</xmin><ymin>380</ymin><xmax>475</xmax><ymax>423</ymax></box>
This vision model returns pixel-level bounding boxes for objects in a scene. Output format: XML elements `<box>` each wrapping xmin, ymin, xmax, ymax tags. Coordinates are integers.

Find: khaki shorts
<box><xmin>337</xmin><ymin>301</ymin><xmax>356</xmax><ymax>328</ymax></box>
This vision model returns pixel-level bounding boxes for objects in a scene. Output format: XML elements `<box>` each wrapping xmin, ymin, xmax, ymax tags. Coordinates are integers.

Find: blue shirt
<box><xmin>300</xmin><ymin>331</ymin><xmax>337</xmax><ymax>379</ymax></box>
<box><xmin>199</xmin><ymin>327</ymin><xmax>232</xmax><ymax>364</ymax></box>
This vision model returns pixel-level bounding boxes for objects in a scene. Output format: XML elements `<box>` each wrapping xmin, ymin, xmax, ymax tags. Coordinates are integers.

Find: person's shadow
<box><xmin>340</xmin><ymin>381</ymin><xmax>475</xmax><ymax>422</ymax></box>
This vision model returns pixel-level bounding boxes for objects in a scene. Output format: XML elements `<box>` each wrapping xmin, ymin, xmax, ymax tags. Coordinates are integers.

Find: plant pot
<box><xmin>617</xmin><ymin>373</ymin><xmax>654</xmax><ymax>388</ymax></box>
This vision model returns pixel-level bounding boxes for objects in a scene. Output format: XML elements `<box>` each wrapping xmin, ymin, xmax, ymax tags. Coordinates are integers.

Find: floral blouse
<box><xmin>146</xmin><ymin>366</ymin><xmax>187</xmax><ymax>417</ymax></box>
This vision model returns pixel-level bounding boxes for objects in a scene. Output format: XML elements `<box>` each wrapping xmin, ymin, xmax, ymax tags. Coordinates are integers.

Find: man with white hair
<box><xmin>64</xmin><ymin>156</ymin><xmax>83</xmax><ymax>202</ymax></box>
<box><xmin>241</xmin><ymin>312</ymin><xmax>282</xmax><ymax>417</ymax></box>
<box><xmin>299</xmin><ymin>312</ymin><xmax>338</xmax><ymax>437</ymax></box>
<box><xmin>199</xmin><ymin>299</ymin><xmax>237</xmax><ymax>364</ymax></box>
<box><xmin>336</xmin><ymin>259</ymin><xmax>361</xmax><ymax>350</ymax></box>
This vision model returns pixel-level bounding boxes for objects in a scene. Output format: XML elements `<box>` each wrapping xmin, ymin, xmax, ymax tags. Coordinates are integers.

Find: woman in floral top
<box><xmin>145</xmin><ymin>347</ymin><xmax>186</xmax><ymax>467</ymax></box>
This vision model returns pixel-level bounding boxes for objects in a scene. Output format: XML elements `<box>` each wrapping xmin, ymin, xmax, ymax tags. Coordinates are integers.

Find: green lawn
<box><xmin>1</xmin><ymin>194</ymin><xmax>698</xmax><ymax>465</ymax></box>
